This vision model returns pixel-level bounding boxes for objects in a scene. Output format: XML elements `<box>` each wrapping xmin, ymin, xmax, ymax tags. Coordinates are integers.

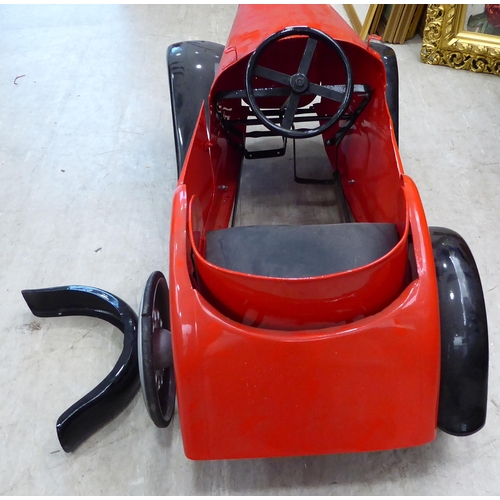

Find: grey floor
<box><xmin>1</xmin><ymin>4</ymin><xmax>499</xmax><ymax>495</ymax></box>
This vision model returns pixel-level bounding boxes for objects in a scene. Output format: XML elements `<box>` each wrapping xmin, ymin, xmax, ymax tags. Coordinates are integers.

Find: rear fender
<box><xmin>167</xmin><ymin>40</ymin><xmax>224</xmax><ymax>175</ymax></box>
<box><xmin>22</xmin><ymin>285</ymin><xmax>139</xmax><ymax>452</ymax></box>
<box><xmin>430</xmin><ymin>227</ymin><xmax>489</xmax><ymax>435</ymax></box>
<box><xmin>369</xmin><ymin>40</ymin><xmax>399</xmax><ymax>143</ymax></box>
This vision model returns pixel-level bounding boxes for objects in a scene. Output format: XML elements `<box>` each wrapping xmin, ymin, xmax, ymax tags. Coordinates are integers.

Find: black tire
<box><xmin>430</xmin><ymin>227</ymin><xmax>488</xmax><ymax>436</ymax></box>
<box><xmin>138</xmin><ymin>271</ymin><xmax>176</xmax><ymax>428</ymax></box>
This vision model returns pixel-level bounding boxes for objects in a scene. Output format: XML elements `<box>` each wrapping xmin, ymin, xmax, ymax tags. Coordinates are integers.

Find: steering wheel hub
<box><xmin>290</xmin><ymin>73</ymin><xmax>309</xmax><ymax>93</ymax></box>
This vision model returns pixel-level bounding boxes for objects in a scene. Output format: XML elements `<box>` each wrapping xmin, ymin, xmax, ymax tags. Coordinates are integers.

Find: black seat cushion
<box><xmin>205</xmin><ymin>223</ymin><xmax>399</xmax><ymax>278</ymax></box>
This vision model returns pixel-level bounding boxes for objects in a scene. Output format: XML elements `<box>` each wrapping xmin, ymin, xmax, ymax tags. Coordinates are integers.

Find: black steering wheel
<box><xmin>245</xmin><ymin>27</ymin><xmax>354</xmax><ymax>139</ymax></box>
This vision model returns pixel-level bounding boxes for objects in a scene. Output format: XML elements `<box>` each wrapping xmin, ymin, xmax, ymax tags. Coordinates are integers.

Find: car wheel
<box><xmin>138</xmin><ymin>270</ymin><xmax>176</xmax><ymax>428</ymax></box>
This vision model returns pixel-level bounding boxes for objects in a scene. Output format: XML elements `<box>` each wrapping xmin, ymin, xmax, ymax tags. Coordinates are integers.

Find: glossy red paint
<box><xmin>189</xmin><ymin>195</ymin><xmax>410</xmax><ymax>329</ymax></box>
<box><xmin>216</xmin><ymin>4</ymin><xmax>366</xmax><ymax>75</ymax></box>
<box><xmin>170</xmin><ymin>176</ymin><xmax>440</xmax><ymax>459</ymax></box>
<box><xmin>169</xmin><ymin>4</ymin><xmax>441</xmax><ymax>459</ymax></box>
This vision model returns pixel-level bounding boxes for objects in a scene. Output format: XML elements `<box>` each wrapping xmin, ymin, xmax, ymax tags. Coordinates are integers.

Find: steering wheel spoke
<box><xmin>254</xmin><ymin>66</ymin><xmax>291</xmax><ymax>86</ymax></box>
<box><xmin>308</xmin><ymin>82</ymin><xmax>345</xmax><ymax>102</ymax></box>
<box><xmin>282</xmin><ymin>92</ymin><xmax>301</xmax><ymax>130</ymax></box>
<box><xmin>298</xmin><ymin>37</ymin><xmax>318</xmax><ymax>75</ymax></box>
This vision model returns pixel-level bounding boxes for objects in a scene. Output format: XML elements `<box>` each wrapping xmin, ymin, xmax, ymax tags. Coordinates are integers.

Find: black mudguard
<box><xmin>22</xmin><ymin>285</ymin><xmax>139</xmax><ymax>452</ymax></box>
<box><xmin>167</xmin><ymin>40</ymin><xmax>225</xmax><ymax>176</ymax></box>
<box><xmin>369</xmin><ymin>40</ymin><xmax>399</xmax><ymax>144</ymax></box>
<box><xmin>430</xmin><ymin>227</ymin><xmax>488</xmax><ymax>436</ymax></box>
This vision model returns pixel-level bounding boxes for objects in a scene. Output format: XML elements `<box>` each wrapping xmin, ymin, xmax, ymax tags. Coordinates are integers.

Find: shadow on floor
<box><xmin>190</xmin><ymin>431</ymin><xmax>449</xmax><ymax>494</ymax></box>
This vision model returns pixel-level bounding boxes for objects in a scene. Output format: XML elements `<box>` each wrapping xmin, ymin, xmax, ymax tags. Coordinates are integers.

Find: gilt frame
<box><xmin>344</xmin><ymin>4</ymin><xmax>380</xmax><ymax>40</ymax></box>
<box><xmin>421</xmin><ymin>4</ymin><xmax>500</xmax><ymax>75</ymax></box>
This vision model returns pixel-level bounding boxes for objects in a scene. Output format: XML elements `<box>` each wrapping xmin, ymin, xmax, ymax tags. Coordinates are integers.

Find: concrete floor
<box><xmin>1</xmin><ymin>4</ymin><xmax>499</xmax><ymax>495</ymax></box>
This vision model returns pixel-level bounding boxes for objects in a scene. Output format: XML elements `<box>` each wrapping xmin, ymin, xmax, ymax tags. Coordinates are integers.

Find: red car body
<box><xmin>168</xmin><ymin>5</ymin><xmax>441</xmax><ymax>460</ymax></box>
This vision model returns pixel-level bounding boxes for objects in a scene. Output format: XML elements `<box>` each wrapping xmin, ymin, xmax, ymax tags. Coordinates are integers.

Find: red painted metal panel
<box><xmin>169</xmin><ymin>178</ymin><xmax>440</xmax><ymax>460</ymax></box>
<box><xmin>168</xmin><ymin>4</ymin><xmax>442</xmax><ymax>459</ymax></box>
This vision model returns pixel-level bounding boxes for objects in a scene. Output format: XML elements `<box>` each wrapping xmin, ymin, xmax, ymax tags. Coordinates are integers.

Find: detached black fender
<box><xmin>369</xmin><ymin>40</ymin><xmax>399</xmax><ymax>143</ymax></box>
<box><xmin>22</xmin><ymin>285</ymin><xmax>139</xmax><ymax>452</ymax></box>
<box><xmin>430</xmin><ymin>227</ymin><xmax>489</xmax><ymax>436</ymax></box>
<box><xmin>167</xmin><ymin>40</ymin><xmax>224</xmax><ymax>176</ymax></box>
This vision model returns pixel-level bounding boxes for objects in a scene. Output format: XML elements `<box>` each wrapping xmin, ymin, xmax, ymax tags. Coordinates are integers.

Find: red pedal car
<box><xmin>23</xmin><ymin>4</ymin><xmax>488</xmax><ymax>458</ymax></box>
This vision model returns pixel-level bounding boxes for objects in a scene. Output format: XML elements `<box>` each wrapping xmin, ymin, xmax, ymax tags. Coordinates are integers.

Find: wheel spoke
<box><xmin>298</xmin><ymin>37</ymin><xmax>318</xmax><ymax>76</ymax></box>
<box><xmin>254</xmin><ymin>65</ymin><xmax>291</xmax><ymax>86</ymax></box>
<box><xmin>308</xmin><ymin>82</ymin><xmax>345</xmax><ymax>102</ymax></box>
<box><xmin>282</xmin><ymin>92</ymin><xmax>301</xmax><ymax>130</ymax></box>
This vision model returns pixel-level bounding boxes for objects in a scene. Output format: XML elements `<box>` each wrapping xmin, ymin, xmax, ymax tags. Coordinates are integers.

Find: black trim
<box><xmin>167</xmin><ymin>40</ymin><xmax>224</xmax><ymax>176</ymax></box>
<box><xmin>21</xmin><ymin>285</ymin><xmax>139</xmax><ymax>452</ymax></box>
<box><xmin>369</xmin><ymin>40</ymin><xmax>399</xmax><ymax>144</ymax></box>
<box><xmin>430</xmin><ymin>227</ymin><xmax>488</xmax><ymax>436</ymax></box>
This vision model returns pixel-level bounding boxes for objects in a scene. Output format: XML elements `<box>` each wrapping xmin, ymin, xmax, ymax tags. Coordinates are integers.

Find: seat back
<box><xmin>189</xmin><ymin>195</ymin><xmax>409</xmax><ymax>330</ymax></box>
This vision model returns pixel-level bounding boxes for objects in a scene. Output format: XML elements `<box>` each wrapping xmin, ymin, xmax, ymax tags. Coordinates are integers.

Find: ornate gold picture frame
<box><xmin>421</xmin><ymin>4</ymin><xmax>500</xmax><ymax>75</ymax></box>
